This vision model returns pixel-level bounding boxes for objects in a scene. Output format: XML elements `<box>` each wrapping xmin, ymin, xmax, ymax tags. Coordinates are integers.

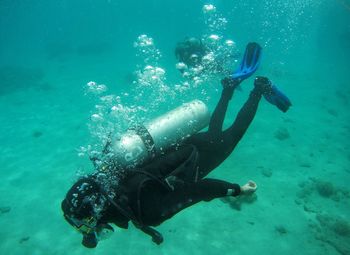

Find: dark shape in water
<box><xmin>326</xmin><ymin>107</ymin><xmax>338</xmax><ymax>117</ymax></box>
<box><xmin>261</xmin><ymin>167</ymin><xmax>273</xmax><ymax>177</ymax></box>
<box><xmin>0</xmin><ymin>66</ymin><xmax>45</xmax><ymax>95</ymax></box>
<box><xmin>315</xmin><ymin>213</ymin><xmax>350</xmax><ymax>254</ymax></box>
<box><xmin>275</xmin><ymin>225</ymin><xmax>288</xmax><ymax>235</ymax></box>
<box><xmin>19</xmin><ymin>236</ymin><xmax>30</xmax><ymax>244</ymax></box>
<box><xmin>45</xmin><ymin>42</ymin><xmax>75</xmax><ymax>61</ymax></box>
<box><xmin>76</xmin><ymin>42</ymin><xmax>113</xmax><ymax>57</ymax></box>
<box><xmin>32</xmin><ymin>131</ymin><xmax>43</xmax><ymax>138</ymax></box>
<box><xmin>333</xmin><ymin>218</ymin><xmax>350</xmax><ymax>237</ymax></box>
<box><xmin>46</xmin><ymin>41</ymin><xmax>113</xmax><ymax>61</ymax></box>
<box><xmin>315</xmin><ymin>180</ymin><xmax>335</xmax><ymax>198</ymax></box>
<box><xmin>0</xmin><ymin>206</ymin><xmax>11</xmax><ymax>214</ymax></box>
<box><xmin>274</xmin><ymin>127</ymin><xmax>290</xmax><ymax>141</ymax></box>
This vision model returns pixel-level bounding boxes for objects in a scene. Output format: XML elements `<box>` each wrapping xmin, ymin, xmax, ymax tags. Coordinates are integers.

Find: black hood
<box><xmin>61</xmin><ymin>176</ymin><xmax>102</xmax><ymax>220</ymax></box>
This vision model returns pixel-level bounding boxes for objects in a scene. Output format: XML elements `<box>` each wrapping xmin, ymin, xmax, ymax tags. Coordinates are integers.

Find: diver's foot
<box><xmin>254</xmin><ymin>76</ymin><xmax>273</xmax><ymax>94</ymax></box>
<box><xmin>221</xmin><ymin>77</ymin><xmax>241</xmax><ymax>89</ymax></box>
<box><xmin>255</xmin><ymin>76</ymin><xmax>292</xmax><ymax>112</ymax></box>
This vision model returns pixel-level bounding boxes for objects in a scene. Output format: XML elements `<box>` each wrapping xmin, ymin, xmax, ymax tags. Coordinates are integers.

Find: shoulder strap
<box><xmin>99</xmin><ymin>186</ymin><xmax>141</xmax><ymax>224</ymax></box>
<box><xmin>99</xmin><ymin>177</ymin><xmax>163</xmax><ymax>243</ymax></box>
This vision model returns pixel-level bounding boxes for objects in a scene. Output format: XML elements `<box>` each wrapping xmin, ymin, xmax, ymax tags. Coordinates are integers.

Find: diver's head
<box><xmin>175</xmin><ymin>37</ymin><xmax>207</xmax><ymax>67</ymax></box>
<box><xmin>187</xmin><ymin>37</ymin><xmax>201</xmax><ymax>48</ymax></box>
<box><xmin>61</xmin><ymin>176</ymin><xmax>112</xmax><ymax>248</ymax></box>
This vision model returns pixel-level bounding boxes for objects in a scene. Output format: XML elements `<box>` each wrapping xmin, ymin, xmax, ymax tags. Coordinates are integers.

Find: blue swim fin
<box><xmin>263</xmin><ymin>85</ymin><xmax>292</xmax><ymax>113</ymax></box>
<box><xmin>232</xmin><ymin>42</ymin><xmax>262</xmax><ymax>81</ymax></box>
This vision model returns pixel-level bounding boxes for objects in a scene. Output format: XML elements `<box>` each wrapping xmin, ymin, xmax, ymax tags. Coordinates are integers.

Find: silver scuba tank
<box><xmin>112</xmin><ymin>100</ymin><xmax>210</xmax><ymax>167</ymax></box>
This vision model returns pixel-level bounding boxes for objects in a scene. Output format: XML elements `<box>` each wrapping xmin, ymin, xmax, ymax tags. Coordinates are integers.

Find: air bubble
<box><xmin>176</xmin><ymin>62</ymin><xmax>187</xmax><ymax>70</ymax></box>
<box><xmin>91</xmin><ymin>114</ymin><xmax>104</xmax><ymax>122</ymax></box>
<box><xmin>203</xmin><ymin>4</ymin><xmax>216</xmax><ymax>13</ymax></box>
<box><xmin>225</xmin><ymin>40</ymin><xmax>235</xmax><ymax>47</ymax></box>
<box><xmin>208</xmin><ymin>34</ymin><xmax>220</xmax><ymax>41</ymax></box>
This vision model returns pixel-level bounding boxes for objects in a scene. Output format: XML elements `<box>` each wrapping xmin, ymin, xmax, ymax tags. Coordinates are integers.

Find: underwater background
<box><xmin>0</xmin><ymin>0</ymin><xmax>349</xmax><ymax>254</ymax></box>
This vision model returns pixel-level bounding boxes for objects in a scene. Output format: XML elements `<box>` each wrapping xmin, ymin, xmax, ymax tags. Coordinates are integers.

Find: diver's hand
<box><xmin>136</xmin><ymin>224</ymin><xmax>164</xmax><ymax>245</ymax></box>
<box><xmin>152</xmin><ymin>232</ymin><xmax>163</xmax><ymax>245</ymax></box>
<box><xmin>240</xmin><ymin>181</ymin><xmax>257</xmax><ymax>195</ymax></box>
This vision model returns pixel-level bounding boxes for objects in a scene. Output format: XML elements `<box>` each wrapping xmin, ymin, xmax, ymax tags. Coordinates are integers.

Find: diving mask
<box><xmin>65</xmin><ymin>215</ymin><xmax>97</xmax><ymax>235</ymax></box>
<box><xmin>66</xmin><ymin>215</ymin><xmax>114</xmax><ymax>248</ymax></box>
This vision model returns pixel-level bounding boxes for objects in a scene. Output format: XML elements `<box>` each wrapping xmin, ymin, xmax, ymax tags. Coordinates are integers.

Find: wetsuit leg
<box><xmin>222</xmin><ymin>86</ymin><xmax>263</xmax><ymax>149</ymax></box>
<box><xmin>208</xmin><ymin>86</ymin><xmax>235</xmax><ymax>135</ymax></box>
<box><xmin>187</xmin><ymin>86</ymin><xmax>263</xmax><ymax>178</ymax></box>
<box><xmin>140</xmin><ymin>178</ymin><xmax>241</xmax><ymax>225</ymax></box>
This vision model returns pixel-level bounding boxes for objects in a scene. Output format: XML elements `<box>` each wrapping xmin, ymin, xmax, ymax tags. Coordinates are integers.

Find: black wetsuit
<box><xmin>100</xmin><ymin>84</ymin><xmax>263</xmax><ymax>230</ymax></box>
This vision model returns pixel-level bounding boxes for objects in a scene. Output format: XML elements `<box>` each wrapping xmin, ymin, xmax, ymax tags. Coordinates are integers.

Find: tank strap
<box><xmin>130</xmin><ymin>124</ymin><xmax>157</xmax><ymax>160</ymax></box>
<box><xmin>133</xmin><ymin>170</ymin><xmax>172</xmax><ymax>191</ymax></box>
<box><xmin>94</xmin><ymin>175</ymin><xmax>163</xmax><ymax>241</ymax></box>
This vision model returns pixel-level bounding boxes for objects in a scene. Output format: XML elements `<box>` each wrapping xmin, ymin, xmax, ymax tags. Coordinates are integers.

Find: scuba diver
<box><xmin>174</xmin><ymin>36</ymin><xmax>237</xmax><ymax>76</ymax></box>
<box><xmin>175</xmin><ymin>37</ymin><xmax>209</xmax><ymax>68</ymax></box>
<box><xmin>61</xmin><ymin>42</ymin><xmax>292</xmax><ymax>248</ymax></box>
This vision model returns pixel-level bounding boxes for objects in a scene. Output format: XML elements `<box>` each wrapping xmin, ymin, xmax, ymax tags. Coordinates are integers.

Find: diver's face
<box><xmin>65</xmin><ymin>215</ymin><xmax>98</xmax><ymax>235</ymax></box>
<box><xmin>64</xmin><ymin>214</ymin><xmax>99</xmax><ymax>248</ymax></box>
<box><xmin>64</xmin><ymin>215</ymin><xmax>115</xmax><ymax>248</ymax></box>
<box><xmin>61</xmin><ymin>177</ymin><xmax>113</xmax><ymax>248</ymax></box>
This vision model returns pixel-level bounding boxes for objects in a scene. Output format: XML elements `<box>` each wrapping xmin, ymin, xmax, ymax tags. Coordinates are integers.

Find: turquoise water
<box><xmin>0</xmin><ymin>0</ymin><xmax>349</xmax><ymax>254</ymax></box>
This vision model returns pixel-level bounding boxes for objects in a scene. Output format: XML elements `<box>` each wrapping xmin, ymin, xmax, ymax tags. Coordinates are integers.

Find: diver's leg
<box><xmin>224</xmin><ymin>87</ymin><xmax>262</xmax><ymax>145</ymax></box>
<box><xmin>184</xmin><ymin>79</ymin><xmax>243</xmax><ymax>178</ymax></box>
<box><xmin>208</xmin><ymin>87</ymin><xmax>234</xmax><ymax>134</ymax></box>
<box><xmin>187</xmin><ymin>79</ymin><xmax>266</xmax><ymax>179</ymax></box>
<box><xmin>208</xmin><ymin>79</ymin><xmax>240</xmax><ymax>134</ymax></box>
<box><xmin>186</xmin><ymin>78</ymin><xmax>267</xmax><ymax>179</ymax></box>
<box><xmin>224</xmin><ymin>77</ymin><xmax>270</xmax><ymax>146</ymax></box>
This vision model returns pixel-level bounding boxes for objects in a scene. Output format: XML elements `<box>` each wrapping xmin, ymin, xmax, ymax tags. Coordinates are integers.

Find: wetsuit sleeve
<box><xmin>133</xmin><ymin>223</ymin><xmax>163</xmax><ymax>244</ymax></box>
<box><xmin>230</xmin><ymin>183</ymin><xmax>241</xmax><ymax>196</ymax></box>
<box><xmin>139</xmin><ymin>179</ymin><xmax>242</xmax><ymax>226</ymax></box>
<box><xmin>112</xmin><ymin>220</ymin><xmax>129</xmax><ymax>229</ymax></box>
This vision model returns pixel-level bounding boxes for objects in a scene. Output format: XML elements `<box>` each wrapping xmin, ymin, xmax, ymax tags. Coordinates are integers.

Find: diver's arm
<box><xmin>133</xmin><ymin>223</ymin><xmax>163</xmax><ymax>244</ymax></box>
